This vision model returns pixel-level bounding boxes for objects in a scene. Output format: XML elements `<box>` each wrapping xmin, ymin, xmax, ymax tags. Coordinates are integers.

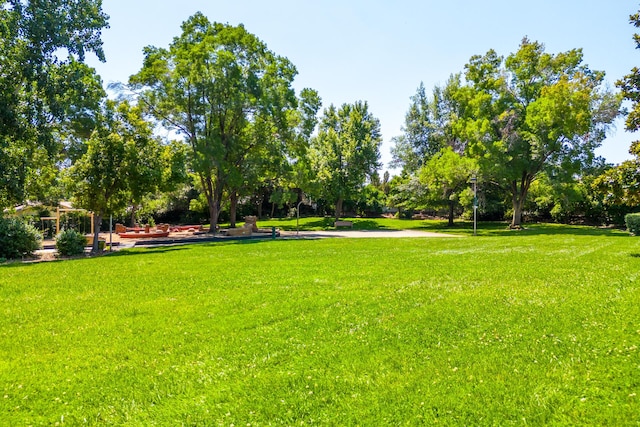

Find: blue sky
<box><xmin>87</xmin><ymin>1</ymin><xmax>640</xmax><ymax>173</ymax></box>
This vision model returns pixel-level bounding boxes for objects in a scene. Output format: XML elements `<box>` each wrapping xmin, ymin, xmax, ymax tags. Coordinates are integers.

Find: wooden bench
<box><xmin>334</xmin><ymin>220</ymin><xmax>353</xmax><ymax>228</ymax></box>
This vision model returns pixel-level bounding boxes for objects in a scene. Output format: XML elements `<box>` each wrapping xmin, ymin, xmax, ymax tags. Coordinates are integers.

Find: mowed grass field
<box><xmin>1</xmin><ymin>223</ymin><xmax>639</xmax><ymax>425</ymax></box>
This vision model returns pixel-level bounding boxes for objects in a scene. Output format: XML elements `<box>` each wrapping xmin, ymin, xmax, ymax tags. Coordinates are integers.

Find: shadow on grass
<box><xmin>0</xmin><ymin>238</ymin><xmax>279</xmax><ymax>268</ymax></box>
<box><xmin>265</xmin><ymin>217</ymin><xmax>391</xmax><ymax>231</ymax></box>
<box><xmin>411</xmin><ymin>220</ymin><xmax>629</xmax><ymax>238</ymax></box>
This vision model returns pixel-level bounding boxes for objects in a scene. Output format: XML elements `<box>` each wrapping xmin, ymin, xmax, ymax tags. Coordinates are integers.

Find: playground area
<box><xmin>38</xmin><ymin>215</ymin><xmax>278</xmax><ymax>255</ymax></box>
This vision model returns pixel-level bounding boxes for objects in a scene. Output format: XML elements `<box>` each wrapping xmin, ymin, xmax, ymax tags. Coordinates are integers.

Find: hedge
<box><xmin>625</xmin><ymin>213</ymin><xmax>640</xmax><ymax>235</ymax></box>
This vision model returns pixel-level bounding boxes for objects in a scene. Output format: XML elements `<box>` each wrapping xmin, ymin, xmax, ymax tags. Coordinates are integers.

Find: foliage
<box><xmin>525</xmin><ymin>172</ymin><xmax>591</xmax><ymax>223</ymax></box>
<box><xmin>387</xmin><ymin>175</ymin><xmax>428</xmax><ymax>217</ymax></box>
<box><xmin>592</xmin><ymin>142</ymin><xmax>640</xmax><ymax>225</ymax></box>
<box><xmin>129</xmin><ymin>13</ymin><xmax>307</xmax><ymax>231</ymax></box>
<box><xmin>309</xmin><ymin>101</ymin><xmax>382</xmax><ymax>219</ymax></box>
<box><xmin>66</xmin><ymin>100</ymin><xmax>162</xmax><ymax>251</ymax></box>
<box><xmin>1</xmin><ymin>231</ymin><xmax>639</xmax><ymax>424</ymax></box>
<box><xmin>390</xmin><ymin>78</ymin><xmax>463</xmax><ymax>174</ymax></box>
<box><xmin>0</xmin><ymin>216</ymin><xmax>42</xmax><ymax>259</ymax></box>
<box><xmin>419</xmin><ymin>147</ymin><xmax>477</xmax><ymax>225</ymax></box>
<box><xmin>0</xmin><ymin>0</ymin><xmax>108</xmax><ymax>209</ymax></box>
<box><xmin>617</xmin><ymin>9</ymin><xmax>640</xmax><ymax>134</ymax></box>
<box><xmin>625</xmin><ymin>213</ymin><xmax>640</xmax><ymax>235</ymax></box>
<box><xmin>454</xmin><ymin>38</ymin><xmax>620</xmax><ymax>228</ymax></box>
<box><xmin>355</xmin><ymin>184</ymin><xmax>386</xmax><ymax>216</ymax></box>
<box><xmin>55</xmin><ymin>228</ymin><xmax>87</xmax><ymax>256</ymax></box>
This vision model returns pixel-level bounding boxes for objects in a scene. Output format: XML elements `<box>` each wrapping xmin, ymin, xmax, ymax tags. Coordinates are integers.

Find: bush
<box><xmin>55</xmin><ymin>229</ymin><xmax>87</xmax><ymax>256</ymax></box>
<box><xmin>625</xmin><ymin>213</ymin><xmax>640</xmax><ymax>235</ymax></box>
<box><xmin>0</xmin><ymin>217</ymin><xmax>42</xmax><ymax>259</ymax></box>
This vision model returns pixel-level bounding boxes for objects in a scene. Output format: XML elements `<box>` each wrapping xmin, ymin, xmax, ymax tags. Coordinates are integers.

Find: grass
<box><xmin>256</xmin><ymin>216</ymin><xmax>628</xmax><ymax>237</ymax></box>
<box><xmin>1</xmin><ymin>225</ymin><xmax>639</xmax><ymax>425</ymax></box>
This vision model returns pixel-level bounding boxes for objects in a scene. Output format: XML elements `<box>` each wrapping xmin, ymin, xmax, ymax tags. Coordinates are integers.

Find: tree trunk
<box><xmin>229</xmin><ymin>191</ymin><xmax>238</xmax><ymax>228</ymax></box>
<box><xmin>511</xmin><ymin>200</ymin><xmax>524</xmax><ymax>228</ymax></box>
<box><xmin>335</xmin><ymin>198</ymin><xmax>343</xmax><ymax>221</ymax></box>
<box><xmin>129</xmin><ymin>205</ymin><xmax>137</xmax><ymax>228</ymax></box>
<box><xmin>257</xmin><ymin>201</ymin><xmax>262</xmax><ymax>219</ymax></box>
<box><xmin>201</xmin><ymin>174</ymin><xmax>220</xmax><ymax>234</ymax></box>
<box><xmin>510</xmin><ymin>174</ymin><xmax>533</xmax><ymax>228</ymax></box>
<box><xmin>92</xmin><ymin>213</ymin><xmax>103</xmax><ymax>253</ymax></box>
<box><xmin>447</xmin><ymin>200</ymin><xmax>455</xmax><ymax>226</ymax></box>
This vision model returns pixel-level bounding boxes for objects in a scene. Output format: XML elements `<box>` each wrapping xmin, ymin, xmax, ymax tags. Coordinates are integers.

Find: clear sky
<box><xmin>86</xmin><ymin>1</ymin><xmax>640</xmax><ymax>173</ymax></box>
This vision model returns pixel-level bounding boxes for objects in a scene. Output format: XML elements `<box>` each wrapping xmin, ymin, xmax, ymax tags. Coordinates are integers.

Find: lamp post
<box><xmin>470</xmin><ymin>175</ymin><xmax>477</xmax><ymax>236</ymax></box>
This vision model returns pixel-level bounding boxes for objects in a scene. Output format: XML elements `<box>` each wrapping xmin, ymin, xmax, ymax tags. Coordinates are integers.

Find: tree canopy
<box><xmin>453</xmin><ymin>38</ymin><xmax>620</xmax><ymax>227</ymax></box>
<box><xmin>129</xmin><ymin>13</ymin><xmax>305</xmax><ymax>231</ymax></box>
<box><xmin>309</xmin><ymin>101</ymin><xmax>382</xmax><ymax>220</ymax></box>
<box><xmin>0</xmin><ymin>0</ymin><xmax>108</xmax><ymax>209</ymax></box>
<box><xmin>66</xmin><ymin>100</ymin><xmax>162</xmax><ymax>251</ymax></box>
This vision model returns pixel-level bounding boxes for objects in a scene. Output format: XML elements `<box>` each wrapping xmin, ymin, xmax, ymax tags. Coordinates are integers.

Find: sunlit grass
<box><xmin>256</xmin><ymin>216</ymin><xmax>628</xmax><ymax>237</ymax></box>
<box><xmin>1</xmin><ymin>230</ymin><xmax>639</xmax><ymax>425</ymax></box>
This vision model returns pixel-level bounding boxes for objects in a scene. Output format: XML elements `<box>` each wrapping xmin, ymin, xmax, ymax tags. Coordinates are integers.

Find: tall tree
<box><xmin>129</xmin><ymin>13</ymin><xmax>302</xmax><ymax>232</ymax></box>
<box><xmin>454</xmin><ymin>38</ymin><xmax>620</xmax><ymax>228</ymax></box>
<box><xmin>390</xmin><ymin>78</ymin><xmax>463</xmax><ymax>174</ymax></box>
<box><xmin>598</xmin><ymin>8</ymin><xmax>640</xmax><ymax>212</ymax></box>
<box><xmin>0</xmin><ymin>0</ymin><xmax>108</xmax><ymax>209</ymax></box>
<box><xmin>67</xmin><ymin>100</ymin><xmax>162</xmax><ymax>252</ymax></box>
<box><xmin>617</xmin><ymin>9</ymin><xmax>640</xmax><ymax>135</ymax></box>
<box><xmin>309</xmin><ymin>101</ymin><xmax>382</xmax><ymax>220</ymax></box>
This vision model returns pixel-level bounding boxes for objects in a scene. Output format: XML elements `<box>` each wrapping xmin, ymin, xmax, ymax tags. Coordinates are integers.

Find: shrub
<box><xmin>0</xmin><ymin>217</ymin><xmax>42</xmax><ymax>259</ymax></box>
<box><xmin>625</xmin><ymin>213</ymin><xmax>640</xmax><ymax>235</ymax></box>
<box><xmin>55</xmin><ymin>229</ymin><xmax>87</xmax><ymax>256</ymax></box>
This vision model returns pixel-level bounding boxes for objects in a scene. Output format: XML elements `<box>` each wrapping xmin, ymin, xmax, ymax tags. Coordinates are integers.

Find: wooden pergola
<box><xmin>54</xmin><ymin>208</ymin><xmax>95</xmax><ymax>235</ymax></box>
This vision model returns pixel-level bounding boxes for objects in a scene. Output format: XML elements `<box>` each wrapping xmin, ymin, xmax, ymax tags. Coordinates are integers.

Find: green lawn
<box><xmin>1</xmin><ymin>226</ymin><xmax>639</xmax><ymax>425</ymax></box>
<box><xmin>256</xmin><ymin>216</ymin><xmax>628</xmax><ymax>237</ymax></box>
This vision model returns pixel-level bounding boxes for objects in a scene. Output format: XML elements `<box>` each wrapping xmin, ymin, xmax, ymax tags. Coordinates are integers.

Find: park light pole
<box><xmin>471</xmin><ymin>175</ymin><xmax>477</xmax><ymax>236</ymax></box>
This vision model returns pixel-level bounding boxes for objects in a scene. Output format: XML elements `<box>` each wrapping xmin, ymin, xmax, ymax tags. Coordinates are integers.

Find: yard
<box><xmin>1</xmin><ymin>223</ymin><xmax>639</xmax><ymax>425</ymax></box>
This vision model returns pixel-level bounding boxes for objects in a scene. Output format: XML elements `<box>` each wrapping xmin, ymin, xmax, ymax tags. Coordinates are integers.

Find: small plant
<box><xmin>55</xmin><ymin>228</ymin><xmax>87</xmax><ymax>256</ymax></box>
<box><xmin>0</xmin><ymin>216</ymin><xmax>42</xmax><ymax>259</ymax></box>
<box><xmin>625</xmin><ymin>213</ymin><xmax>640</xmax><ymax>235</ymax></box>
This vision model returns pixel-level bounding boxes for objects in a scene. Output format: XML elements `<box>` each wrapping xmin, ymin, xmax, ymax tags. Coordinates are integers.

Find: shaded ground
<box><xmin>31</xmin><ymin>228</ymin><xmax>460</xmax><ymax>263</ymax></box>
<box><xmin>279</xmin><ymin>229</ymin><xmax>462</xmax><ymax>239</ymax></box>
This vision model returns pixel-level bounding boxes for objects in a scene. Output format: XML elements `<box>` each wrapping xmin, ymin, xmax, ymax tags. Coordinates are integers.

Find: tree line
<box><xmin>2</xmin><ymin>1</ymin><xmax>640</xmax><ymax>251</ymax></box>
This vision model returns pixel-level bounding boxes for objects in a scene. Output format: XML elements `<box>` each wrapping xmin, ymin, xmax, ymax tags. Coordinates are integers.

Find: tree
<box><xmin>593</xmin><ymin>141</ymin><xmax>640</xmax><ymax>209</ymax></box>
<box><xmin>0</xmin><ymin>0</ymin><xmax>108</xmax><ymax>209</ymax></box>
<box><xmin>129</xmin><ymin>13</ymin><xmax>302</xmax><ymax>232</ymax></box>
<box><xmin>67</xmin><ymin>100</ymin><xmax>162</xmax><ymax>252</ymax></box>
<box><xmin>387</xmin><ymin>174</ymin><xmax>428</xmax><ymax>218</ymax></box>
<box><xmin>617</xmin><ymin>9</ymin><xmax>640</xmax><ymax>135</ymax></box>
<box><xmin>227</xmin><ymin>88</ymin><xmax>321</xmax><ymax>226</ymax></box>
<box><xmin>454</xmin><ymin>38</ymin><xmax>620</xmax><ymax>227</ymax></box>
<box><xmin>390</xmin><ymin>78</ymin><xmax>463</xmax><ymax>174</ymax></box>
<box><xmin>309</xmin><ymin>101</ymin><xmax>382</xmax><ymax>220</ymax></box>
<box><xmin>596</xmin><ymin>8</ymin><xmax>640</xmax><ymax>215</ymax></box>
<box><xmin>420</xmin><ymin>147</ymin><xmax>477</xmax><ymax>226</ymax></box>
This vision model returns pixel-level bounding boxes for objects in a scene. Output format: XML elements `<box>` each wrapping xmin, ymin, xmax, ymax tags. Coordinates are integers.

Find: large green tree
<box><xmin>0</xmin><ymin>0</ymin><xmax>108</xmax><ymax>209</ymax></box>
<box><xmin>390</xmin><ymin>77</ymin><xmax>463</xmax><ymax>174</ymax></box>
<box><xmin>67</xmin><ymin>100</ymin><xmax>162</xmax><ymax>252</ymax></box>
<box><xmin>309</xmin><ymin>101</ymin><xmax>382</xmax><ymax>220</ymax></box>
<box><xmin>598</xmin><ymin>8</ymin><xmax>640</xmax><ymax>212</ymax></box>
<box><xmin>454</xmin><ymin>38</ymin><xmax>620</xmax><ymax>227</ymax></box>
<box><xmin>129</xmin><ymin>13</ymin><xmax>303</xmax><ymax>232</ymax></box>
<box><xmin>617</xmin><ymin>9</ymin><xmax>640</xmax><ymax>134</ymax></box>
